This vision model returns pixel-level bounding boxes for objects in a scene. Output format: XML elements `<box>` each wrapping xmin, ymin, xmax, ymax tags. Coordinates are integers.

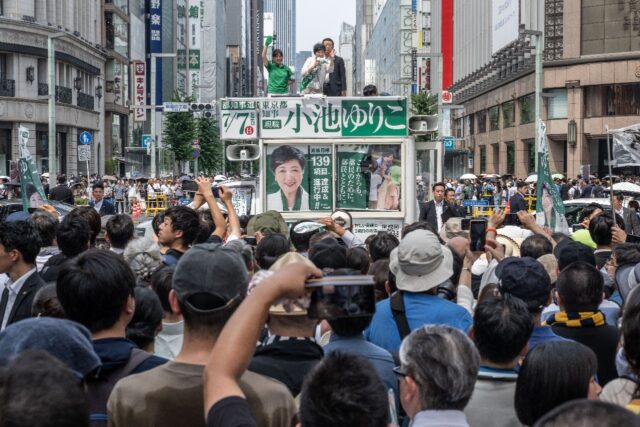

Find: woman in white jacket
<box><xmin>299</xmin><ymin>42</ymin><xmax>333</xmax><ymax>94</ymax></box>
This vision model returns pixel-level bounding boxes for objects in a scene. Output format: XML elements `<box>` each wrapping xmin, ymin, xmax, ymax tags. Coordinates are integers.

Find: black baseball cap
<box><xmin>497</xmin><ymin>257</ymin><xmax>551</xmax><ymax>312</ymax></box>
<box><xmin>554</xmin><ymin>238</ymin><xmax>596</xmax><ymax>271</ymax></box>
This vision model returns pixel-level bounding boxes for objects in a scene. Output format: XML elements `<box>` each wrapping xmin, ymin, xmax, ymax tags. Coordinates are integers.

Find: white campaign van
<box><xmin>219</xmin><ymin>96</ymin><xmax>441</xmax><ymax>241</ymax></box>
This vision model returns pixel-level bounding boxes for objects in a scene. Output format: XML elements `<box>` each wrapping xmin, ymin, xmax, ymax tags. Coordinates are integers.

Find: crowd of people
<box><xmin>2</xmin><ymin>174</ymin><xmax>640</xmax><ymax>426</ymax></box>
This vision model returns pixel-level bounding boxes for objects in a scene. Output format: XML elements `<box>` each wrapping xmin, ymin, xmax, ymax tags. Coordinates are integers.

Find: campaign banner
<box><xmin>18</xmin><ymin>127</ymin><xmax>47</xmax><ymax>211</ymax></box>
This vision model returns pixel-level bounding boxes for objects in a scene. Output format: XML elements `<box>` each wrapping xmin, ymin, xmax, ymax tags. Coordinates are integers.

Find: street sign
<box><xmin>163</xmin><ymin>102</ymin><xmax>190</xmax><ymax>113</ymax></box>
<box><xmin>443</xmin><ymin>136</ymin><xmax>455</xmax><ymax>151</ymax></box>
<box><xmin>79</xmin><ymin>131</ymin><xmax>93</xmax><ymax>145</ymax></box>
<box><xmin>463</xmin><ymin>199</ymin><xmax>489</xmax><ymax>207</ymax></box>
<box><xmin>141</xmin><ymin>134</ymin><xmax>153</xmax><ymax>148</ymax></box>
<box><xmin>441</xmin><ymin>90</ymin><xmax>453</xmax><ymax>104</ymax></box>
<box><xmin>78</xmin><ymin>145</ymin><xmax>91</xmax><ymax>162</ymax></box>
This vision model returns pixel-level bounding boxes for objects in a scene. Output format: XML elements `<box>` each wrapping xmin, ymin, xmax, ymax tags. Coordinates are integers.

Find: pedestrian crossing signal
<box><xmin>190</xmin><ymin>103</ymin><xmax>215</xmax><ymax>119</ymax></box>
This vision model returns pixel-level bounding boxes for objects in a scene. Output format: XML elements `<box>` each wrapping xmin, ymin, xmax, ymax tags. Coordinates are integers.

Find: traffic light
<box><xmin>190</xmin><ymin>102</ymin><xmax>215</xmax><ymax>119</ymax></box>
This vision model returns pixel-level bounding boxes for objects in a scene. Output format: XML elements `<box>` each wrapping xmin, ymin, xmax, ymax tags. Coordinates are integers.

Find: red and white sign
<box><xmin>133</xmin><ymin>62</ymin><xmax>146</xmax><ymax>122</ymax></box>
<box><xmin>441</xmin><ymin>90</ymin><xmax>453</xmax><ymax>104</ymax></box>
<box><xmin>245</xmin><ymin>126</ymin><xmax>254</xmax><ymax>136</ymax></box>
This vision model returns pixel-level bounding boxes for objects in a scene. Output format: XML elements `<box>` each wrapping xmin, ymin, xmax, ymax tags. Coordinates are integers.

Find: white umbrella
<box><xmin>525</xmin><ymin>174</ymin><xmax>538</xmax><ymax>183</ymax></box>
<box><xmin>460</xmin><ymin>173</ymin><xmax>477</xmax><ymax>180</ymax></box>
<box><xmin>41</xmin><ymin>172</ymin><xmax>50</xmax><ymax>178</ymax></box>
<box><xmin>603</xmin><ymin>182</ymin><xmax>640</xmax><ymax>195</ymax></box>
<box><xmin>552</xmin><ymin>173</ymin><xmax>564</xmax><ymax>179</ymax></box>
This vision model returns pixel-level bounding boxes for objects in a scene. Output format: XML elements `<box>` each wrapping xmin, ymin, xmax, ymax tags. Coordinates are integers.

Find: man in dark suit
<box><xmin>419</xmin><ymin>182</ymin><xmax>450</xmax><ymax>232</ymax></box>
<box><xmin>442</xmin><ymin>188</ymin><xmax>466</xmax><ymax>223</ymax></box>
<box><xmin>0</xmin><ymin>220</ymin><xmax>45</xmax><ymax>331</ymax></box>
<box><xmin>509</xmin><ymin>181</ymin><xmax>529</xmax><ymax>213</ymax></box>
<box><xmin>48</xmin><ymin>174</ymin><xmax>74</xmax><ymax>205</ymax></box>
<box><xmin>89</xmin><ymin>182</ymin><xmax>115</xmax><ymax>216</ymax></box>
<box><xmin>322</xmin><ymin>38</ymin><xmax>347</xmax><ymax>96</ymax></box>
<box><xmin>614</xmin><ymin>194</ymin><xmax>640</xmax><ymax>236</ymax></box>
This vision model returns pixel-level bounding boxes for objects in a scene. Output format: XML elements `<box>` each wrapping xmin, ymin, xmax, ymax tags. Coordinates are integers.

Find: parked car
<box><xmin>0</xmin><ymin>199</ymin><xmax>75</xmax><ymax>222</ymax></box>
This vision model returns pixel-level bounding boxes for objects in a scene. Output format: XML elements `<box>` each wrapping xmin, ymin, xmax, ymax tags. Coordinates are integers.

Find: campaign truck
<box><xmin>220</xmin><ymin>96</ymin><xmax>439</xmax><ymax>241</ymax></box>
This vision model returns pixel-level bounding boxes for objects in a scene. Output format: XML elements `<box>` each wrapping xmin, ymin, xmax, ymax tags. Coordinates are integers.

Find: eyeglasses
<box><xmin>393</xmin><ymin>366</ymin><xmax>408</xmax><ymax>379</ymax></box>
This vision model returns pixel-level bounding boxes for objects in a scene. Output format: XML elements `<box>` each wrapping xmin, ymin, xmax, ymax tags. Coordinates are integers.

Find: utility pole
<box><xmin>48</xmin><ymin>33</ymin><xmax>66</xmax><ymax>178</ymax></box>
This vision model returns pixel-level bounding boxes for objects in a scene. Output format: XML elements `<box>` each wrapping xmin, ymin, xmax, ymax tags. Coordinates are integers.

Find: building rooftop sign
<box><xmin>219</xmin><ymin>96</ymin><xmax>408</xmax><ymax>140</ymax></box>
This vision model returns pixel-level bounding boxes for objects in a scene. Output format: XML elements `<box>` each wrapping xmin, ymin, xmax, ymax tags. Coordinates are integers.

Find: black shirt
<box><xmin>49</xmin><ymin>184</ymin><xmax>74</xmax><ymax>204</ymax></box>
<box><xmin>207</xmin><ymin>396</ymin><xmax>256</xmax><ymax>427</ymax></box>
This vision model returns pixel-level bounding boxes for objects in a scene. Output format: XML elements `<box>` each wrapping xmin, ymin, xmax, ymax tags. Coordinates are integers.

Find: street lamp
<box><xmin>48</xmin><ymin>32</ymin><xmax>66</xmax><ymax>178</ymax></box>
<box><xmin>149</xmin><ymin>52</ymin><xmax>177</xmax><ymax>178</ymax></box>
<box><xmin>520</xmin><ymin>28</ymin><xmax>544</xmax><ymax>170</ymax></box>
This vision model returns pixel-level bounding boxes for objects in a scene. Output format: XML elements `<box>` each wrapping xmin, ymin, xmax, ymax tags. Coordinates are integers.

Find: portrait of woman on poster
<box><xmin>267</xmin><ymin>145</ymin><xmax>310</xmax><ymax>211</ymax></box>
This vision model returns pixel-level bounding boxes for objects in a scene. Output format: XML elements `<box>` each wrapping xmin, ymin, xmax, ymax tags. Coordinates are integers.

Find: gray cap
<box><xmin>0</xmin><ymin>317</ymin><xmax>101</xmax><ymax>380</ymax></box>
<box><xmin>172</xmin><ymin>242</ymin><xmax>248</xmax><ymax>313</ymax></box>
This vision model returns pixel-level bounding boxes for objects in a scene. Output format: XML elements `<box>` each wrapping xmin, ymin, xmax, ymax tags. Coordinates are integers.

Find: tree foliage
<box><xmin>411</xmin><ymin>92</ymin><xmax>438</xmax><ymax>115</ymax></box>
<box><xmin>162</xmin><ymin>92</ymin><xmax>196</xmax><ymax>168</ymax></box>
<box><xmin>196</xmin><ymin>117</ymin><xmax>223</xmax><ymax>175</ymax></box>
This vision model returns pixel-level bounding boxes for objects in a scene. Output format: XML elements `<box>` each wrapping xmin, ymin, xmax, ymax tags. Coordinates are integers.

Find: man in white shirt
<box><xmin>0</xmin><ymin>221</ymin><xmax>45</xmax><ymax>330</ymax></box>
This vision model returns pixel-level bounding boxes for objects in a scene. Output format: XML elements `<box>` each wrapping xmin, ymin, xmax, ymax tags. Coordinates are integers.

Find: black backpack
<box><xmin>87</xmin><ymin>348</ymin><xmax>152</xmax><ymax>426</ymax></box>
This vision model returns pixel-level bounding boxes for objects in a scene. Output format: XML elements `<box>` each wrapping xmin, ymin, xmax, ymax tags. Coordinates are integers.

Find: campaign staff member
<box><xmin>267</xmin><ymin>145</ymin><xmax>310</xmax><ymax>211</ymax></box>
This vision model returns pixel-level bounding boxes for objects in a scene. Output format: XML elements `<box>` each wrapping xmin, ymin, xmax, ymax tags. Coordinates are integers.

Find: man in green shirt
<box><xmin>262</xmin><ymin>39</ymin><xmax>294</xmax><ymax>95</ymax></box>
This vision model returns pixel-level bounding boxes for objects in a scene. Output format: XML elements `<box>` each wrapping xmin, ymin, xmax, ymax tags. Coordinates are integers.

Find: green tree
<box><xmin>196</xmin><ymin>116</ymin><xmax>223</xmax><ymax>175</ymax></box>
<box><xmin>411</xmin><ymin>92</ymin><xmax>438</xmax><ymax>115</ymax></box>
<box><xmin>410</xmin><ymin>92</ymin><xmax>439</xmax><ymax>141</ymax></box>
<box><xmin>163</xmin><ymin>92</ymin><xmax>196</xmax><ymax>172</ymax></box>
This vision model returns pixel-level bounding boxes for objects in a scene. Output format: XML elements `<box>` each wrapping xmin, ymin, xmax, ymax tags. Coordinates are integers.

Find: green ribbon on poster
<box><xmin>18</xmin><ymin>126</ymin><xmax>47</xmax><ymax>211</ymax></box>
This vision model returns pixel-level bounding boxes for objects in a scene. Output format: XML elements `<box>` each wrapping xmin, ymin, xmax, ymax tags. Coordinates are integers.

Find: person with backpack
<box><xmin>56</xmin><ymin>250</ymin><xmax>167</xmax><ymax>426</ymax></box>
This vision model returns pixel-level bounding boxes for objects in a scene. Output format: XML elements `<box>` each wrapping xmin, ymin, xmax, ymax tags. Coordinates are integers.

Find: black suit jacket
<box><xmin>6</xmin><ymin>271</ymin><xmax>45</xmax><ymax>327</ymax></box>
<box><xmin>509</xmin><ymin>192</ymin><xmax>528</xmax><ymax>212</ymax></box>
<box><xmin>90</xmin><ymin>200</ymin><xmax>116</xmax><ymax>216</ymax></box>
<box><xmin>323</xmin><ymin>56</ymin><xmax>347</xmax><ymax>96</ymax></box>
<box><xmin>49</xmin><ymin>184</ymin><xmax>74</xmax><ymax>204</ymax></box>
<box><xmin>419</xmin><ymin>200</ymin><xmax>453</xmax><ymax>232</ymax></box>
<box><xmin>441</xmin><ymin>203</ymin><xmax>465</xmax><ymax>224</ymax></box>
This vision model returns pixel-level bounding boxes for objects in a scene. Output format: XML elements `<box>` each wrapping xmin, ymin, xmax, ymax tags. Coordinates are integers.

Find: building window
<box><xmin>520</xmin><ymin>94</ymin><xmax>535</xmax><ymax>124</ymax></box>
<box><xmin>0</xmin><ymin>53</ymin><xmax>7</xmax><ymax>80</ymax></box>
<box><xmin>468</xmin><ymin>114</ymin><xmax>475</xmax><ymax>135</ymax></box>
<box><xmin>454</xmin><ymin>118</ymin><xmax>464</xmax><ymax>138</ymax></box>
<box><xmin>527</xmin><ymin>141</ymin><xmax>535</xmax><ymax>173</ymax></box>
<box><xmin>584</xmin><ymin>83</ymin><xmax>640</xmax><ymax>117</ymax></box>
<box><xmin>581</xmin><ymin>1</ymin><xmax>640</xmax><ymax>55</ymax></box>
<box><xmin>105</xmin><ymin>12</ymin><xmax>129</xmax><ymax>56</ymax></box>
<box><xmin>489</xmin><ymin>106</ymin><xmax>500</xmax><ymax>131</ymax></box>
<box><xmin>547</xmin><ymin>88</ymin><xmax>568</xmax><ymax>119</ymax></box>
<box><xmin>476</xmin><ymin>110</ymin><xmax>487</xmax><ymax>133</ymax></box>
<box><xmin>544</xmin><ymin>0</ymin><xmax>563</xmax><ymax>60</ymax></box>
<box><xmin>105</xmin><ymin>0</ymin><xmax>128</xmax><ymax>14</ymax></box>
<box><xmin>480</xmin><ymin>146</ymin><xmax>486</xmax><ymax>173</ymax></box>
<box><xmin>503</xmin><ymin>101</ymin><xmax>515</xmax><ymax>128</ymax></box>
<box><xmin>506</xmin><ymin>142</ymin><xmax>515</xmax><ymax>175</ymax></box>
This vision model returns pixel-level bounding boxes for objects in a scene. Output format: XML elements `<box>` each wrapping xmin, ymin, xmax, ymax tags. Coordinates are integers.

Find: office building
<box><xmin>263</xmin><ymin>0</ymin><xmax>295</xmax><ymax>72</ymax></box>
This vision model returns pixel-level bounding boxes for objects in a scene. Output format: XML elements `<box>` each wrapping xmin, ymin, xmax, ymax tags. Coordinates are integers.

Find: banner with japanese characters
<box><xmin>18</xmin><ymin>127</ymin><xmax>47</xmax><ymax>211</ymax></box>
<box><xmin>133</xmin><ymin>62</ymin><xmax>146</xmax><ymax>122</ymax></box>
<box><xmin>265</xmin><ymin>144</ymin><xmax>332</xmax><ymax>212</ymax></box>
<box><xmin>336</xmin><ymin>144</ymin><xmax>402</xmax><ymax>211</ymax></box>
<box><xmin>219</xmin><ymin>97</ymin><xmax>408</xmax><ymax>140</ymax></box>
<box><xmin>220</xmin><ymin>99</ymin><xmax>258</xmax><ymax>140</ymax></box>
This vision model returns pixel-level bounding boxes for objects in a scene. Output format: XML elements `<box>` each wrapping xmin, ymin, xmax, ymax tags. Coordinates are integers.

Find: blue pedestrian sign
<box><xmin>79</xmin><ymin>131</ymin><xmax>92</xmax><ymax>145</ymax></box>
<box><xmin>141</xmin><ymin>134</ymin><xmax>153</xmax><ymax>148</ymax></box>
<box><xmin>443</xmin><ymin>137</ymin><xmax>454</xmax><ymax>151</ymax></box>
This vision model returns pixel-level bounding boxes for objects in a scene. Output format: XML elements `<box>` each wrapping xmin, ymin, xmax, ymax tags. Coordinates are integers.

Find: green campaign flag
<box><xmin>18</xmin><ymin>126</ymin><xmax>47</xmax><ymax>211</ymax></box>
<box><xmin>535</xmin><ymin>120</ymin><xmax>568</xmax><ymax>233</ymax></box>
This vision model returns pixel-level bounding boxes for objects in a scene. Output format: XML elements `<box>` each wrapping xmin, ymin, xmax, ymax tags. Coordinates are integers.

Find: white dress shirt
<box><xmin>93</xmin><ymin>199</ymin><xmax>103</xmax><ymax>213</ymax></box>
<box><xmin>435</xmin><ymin>201</ymin><xmax>444</xmax><ymax>231</ymax></box>
<box><xmin>1</xmin><ymin>268</ymin><xmax>36</xmax><ymax>330</ymax></box>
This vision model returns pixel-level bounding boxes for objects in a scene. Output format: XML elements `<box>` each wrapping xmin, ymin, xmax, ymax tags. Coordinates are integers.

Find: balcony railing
<box><xmin>0</xmin><ymin>79</ymin><xmax>15</xmax><ymax>97</ymax></box>
<box><xmin>77</xmin><ymin>92</ymin><xmax>95</xmax><ymax>110</ymax></box>
<box><xmin>55</xmin><ymin>86</ymin><xmax>72</xmax><ymax>104</ymax></box>
<box><xmin>38</xmin><ymin>83</ymin><xmax>48</xmax><ymax>96</ymax></box>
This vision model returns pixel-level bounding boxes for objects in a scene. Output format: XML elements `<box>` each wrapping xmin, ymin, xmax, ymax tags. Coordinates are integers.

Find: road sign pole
<box><xmin>150</xmin><ymin>57</ymin><xmax>157</xmax><ymax>178</ymax></box>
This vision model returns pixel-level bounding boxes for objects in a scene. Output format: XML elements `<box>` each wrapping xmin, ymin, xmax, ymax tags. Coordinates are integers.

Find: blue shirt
<box><xmin>325</xmin><ymin>333</ymin><xmax>397</xmax><ymax>399</ymax></box>
<box><xmin>528</xmin><ymin>325</ymin><xmax>571</xmax><ymax>351</ymax></box>
<box><xmin>365</xmin><ymin>292</ymin><xmax>473</xmax><ymax>353</ymax></box>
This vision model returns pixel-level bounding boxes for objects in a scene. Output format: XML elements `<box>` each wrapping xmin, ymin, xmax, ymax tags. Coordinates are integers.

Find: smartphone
<box><xmin>212</xmin><ymin>185</ymin><xmax>220</xmax><ymax>198</ymax></box>
<box><xmin>461</xmin><ymin>218</ymin><xmax>471</xmax><ymax>231</ymax></box>
<box><xmin>470</xmin><ymin>219</ymin><xmax>487</xmax><ymax>252</ymax></box>
<box><xmin>305</xmin><ymin>275</ymin><xmax>376</xmax><ymax>319</ymax></box>
<box><xmin>572</xmin><ymin>224</ymin><xmax>585</xmax><ymax>232</ymax></box>
<box><xmin>504</xmin><ymin>213</ymin><xmax>521</xmax><ymax>226</ymax></box>
<box><xmin>626</xmin><ymin>234</ymin><xmax>640</xmax><ymax>243</ymax></box>
<box><xmin>242</xmin><ymin>236</ymin><xmax>257</xmax><ymax>245</ymax></box>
